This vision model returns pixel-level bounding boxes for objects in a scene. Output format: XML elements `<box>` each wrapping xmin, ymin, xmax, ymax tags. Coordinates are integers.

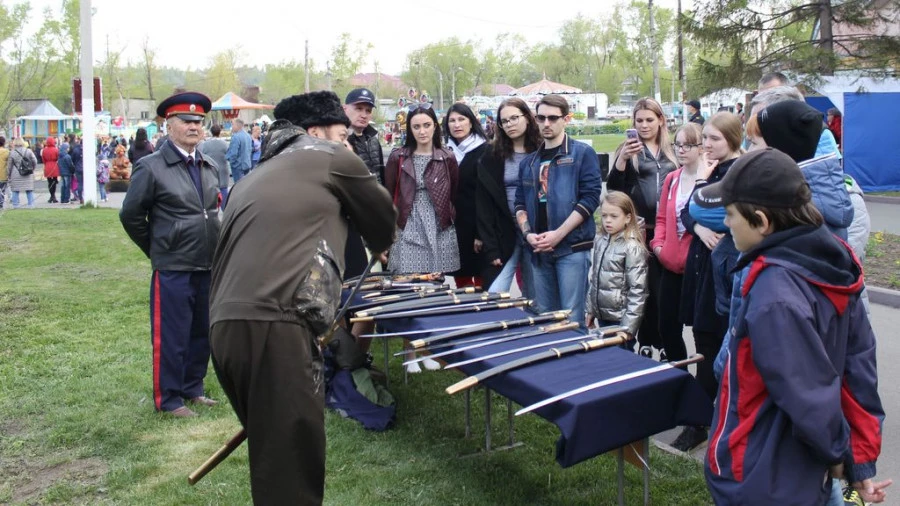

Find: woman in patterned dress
<box><xmin>384</xmin><ymin>104</ymin><xmax>460</xmax><ymax>275</ymax></box>
<box><xmin>383</xmin><ymin>104</ymin><xmax>460</xmax><ymax>373</ymax></box>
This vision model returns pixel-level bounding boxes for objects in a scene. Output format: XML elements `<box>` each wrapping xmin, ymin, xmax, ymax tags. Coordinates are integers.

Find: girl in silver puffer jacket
<box><xmin>586</xmin><ymin>191</ymin><xmax>648</xmax><ymax>338</ymax></box>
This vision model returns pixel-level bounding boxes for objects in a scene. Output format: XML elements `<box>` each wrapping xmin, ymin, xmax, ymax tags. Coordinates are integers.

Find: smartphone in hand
<box><xmin>625</xmin><ymin>128</ymin><xmax>638</xmax><ymax>141</ymax></box>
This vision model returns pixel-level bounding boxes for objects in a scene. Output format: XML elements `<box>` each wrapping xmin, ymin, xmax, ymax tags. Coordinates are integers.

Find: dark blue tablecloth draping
<box><xmin>364</xmin><ymin>303</ymin><xmax>713</xmax><ymax>467</ymax></box>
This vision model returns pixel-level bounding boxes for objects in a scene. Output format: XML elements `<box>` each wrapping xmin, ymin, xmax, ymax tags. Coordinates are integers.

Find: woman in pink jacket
<box><xmin>649</xmin><ymin>122</ymin><xmax>701</xmax><ymax>363</ymax></box>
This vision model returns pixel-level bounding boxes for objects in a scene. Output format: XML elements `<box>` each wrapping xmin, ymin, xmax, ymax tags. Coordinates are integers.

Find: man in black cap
<box><xmin>343</xmin><ymin>88</ymin><xmax>385</xmax><ymax>185</ymax></box>
<box><xmin>120</xmin><ymin>91</ymin><xmax>221</xmax><ymax>418</ymax></box>
<box><xmin>209</xmin><ymin>90</ymin><xmax>395</xmax><ymax>505</ymax></box>
<box><xmin>686</xmin><ymin>99</ymin><xmax>704</xmax><ymax>125</ymax></box>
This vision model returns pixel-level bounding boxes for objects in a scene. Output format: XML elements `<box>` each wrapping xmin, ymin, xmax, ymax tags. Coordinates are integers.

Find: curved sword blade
<box><xmin>515</xmin><ymin>355</ymin><xmax>705</xmax><ymax>416</ymax></box>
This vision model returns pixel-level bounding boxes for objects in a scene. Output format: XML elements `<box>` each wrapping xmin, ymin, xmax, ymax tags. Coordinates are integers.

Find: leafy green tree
<box><xmin>205</xmin><ymin>49</ymin><xmax>242</xmax><ymax>101</ymax></box>
<box><xmin>685</xmin><ymin>0</ymin><xmax>900</xmax><ymax>94</ymax></box>
<box><xmin>329</xmin><ymin>33</ymin><xmax>373</xmax><ymax>98</ymax></box>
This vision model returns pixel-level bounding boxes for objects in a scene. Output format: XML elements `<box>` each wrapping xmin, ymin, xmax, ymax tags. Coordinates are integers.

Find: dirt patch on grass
<box><xmin>0</xmin><ymin>293</ymin><xmax>38</xmax><ymax>316</ymax></box>
<box><xmin>864</xmin><ymin>232</ymin><xmax>900</xmax><ymax>289</ymax></box>
<box><xmin>4</xmin><ymin>456</ymin><xmax>107</xmax><ymax>503</ymax></box>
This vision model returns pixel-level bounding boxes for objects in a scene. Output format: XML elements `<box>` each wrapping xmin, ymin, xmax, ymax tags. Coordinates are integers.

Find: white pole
<box><xmin>79</xmin><ymin>0</ymin><xmax>97</xmax><ymax>205</ymax></box>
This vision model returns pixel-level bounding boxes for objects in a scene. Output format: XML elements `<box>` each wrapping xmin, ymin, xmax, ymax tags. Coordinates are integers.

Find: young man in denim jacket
<box><xmin>514</xmin><ymin>94</ymin><xmax>602</xmax><ymax>328</ymax></box>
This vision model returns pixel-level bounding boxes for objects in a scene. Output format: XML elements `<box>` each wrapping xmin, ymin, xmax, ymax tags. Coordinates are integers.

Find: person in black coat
<box><xmin>476</xmin><ymin>97</ymin><xmax>542</xmax><ymax>292</ymax></box>
<box><xmin>443</xmin><ymin>103</ymin><xmax>488</xmax><ymax>287</ymax></box>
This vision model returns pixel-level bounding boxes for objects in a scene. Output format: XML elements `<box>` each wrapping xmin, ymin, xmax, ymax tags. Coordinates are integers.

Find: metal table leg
<box><xmin>507</xmin><ymin>397</ymin><xmax>515</xmax><ymax>446</ymax></box>
<box><xmin>484</xmin><ymin>387</ymin><xmax>492</xmax><ymax>451</ymax></box>
<box><xmin>464</xmin><ymin>389</ymin><xmax>471</xmax><ymax>438</ymax></box>
<box><xmin>617</xmin><ymin>447</ymin><xmax>625</xmax><ymax>506</ymax></box>
<box><xmin>642</xmin><ymin>437</ymin><xmax>650</xmax><ymax>506</ymax></box>
<box><xmin>382</xmin><ymin>337</ymin><xmax>390</xmax><ymax>387</ymax></box>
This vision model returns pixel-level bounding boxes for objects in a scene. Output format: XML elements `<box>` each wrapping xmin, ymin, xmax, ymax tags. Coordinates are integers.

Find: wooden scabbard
<box><xmin>188</xmin><ymin>430</ymin><xmax>246</xmax><ymax>485</ymax></box>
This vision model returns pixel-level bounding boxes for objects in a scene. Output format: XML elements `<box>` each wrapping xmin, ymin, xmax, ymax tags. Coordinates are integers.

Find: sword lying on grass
<box><xmin>444</xmin><ymin>326</ymin><xmax>629</xmax><ymax>394</ymax></box>
<box><xmin>515</xmin><ymin>354</ymin><xmax>705</xmax><ymax>416</ymax></box>
<box><xmin>187</xmin><ymin>256</ymin><xmax>380</xmax><ymax>486</ymax></box>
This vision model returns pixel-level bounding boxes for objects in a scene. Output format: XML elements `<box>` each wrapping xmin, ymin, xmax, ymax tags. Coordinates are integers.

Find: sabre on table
<box><xmin>515</xmin><ymin>355</ymin><xmax>705</xmax><ymax>416</ymax></box>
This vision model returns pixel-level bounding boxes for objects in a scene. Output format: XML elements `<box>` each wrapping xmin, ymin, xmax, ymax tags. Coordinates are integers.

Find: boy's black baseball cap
<box><xmin>693</xmin><ymin>148</ymin><xmax>810</xmax><ymax>208</ymax></box>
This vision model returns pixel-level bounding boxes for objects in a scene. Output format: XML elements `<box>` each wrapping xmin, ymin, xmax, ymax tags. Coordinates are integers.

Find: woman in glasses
<box><xmin>475</xmin><ymin>98</ymin><xmax>541</xmax><ymax>293</ymax></box>
<box><xmin>608</xmin><ymin>97</ymin><xmax>677</xmax><ymax>359</ymax></box>
<box><xmin>673</xmin><ymin>112</ymin><xmax>744</xmax><ymax>451</ymax></box>
<box><xmin>442</xmin><ymin>103</ymin><xmax>489</xmax><ymax>289</ymax></box>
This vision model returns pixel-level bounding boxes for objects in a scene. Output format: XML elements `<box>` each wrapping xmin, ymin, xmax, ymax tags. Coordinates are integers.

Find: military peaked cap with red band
<box><xmin>156</xmin><ymin>92</ymin><xmax>212</xmax><ymax>121</ymax></box>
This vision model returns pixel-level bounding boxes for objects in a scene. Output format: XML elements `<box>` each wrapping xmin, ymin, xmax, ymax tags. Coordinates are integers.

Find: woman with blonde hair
<box><xmin>608</xmin><ymin>97</ymin><xmax>677</xmax><ymax>359</ymax></box>
<box><xmin>672</xmin><ymin>112</ymin><xmax>744</xmax><ymax>451</ymax></box>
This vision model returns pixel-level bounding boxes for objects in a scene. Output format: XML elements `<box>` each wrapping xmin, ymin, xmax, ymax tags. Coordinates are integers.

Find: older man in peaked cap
<box><xmin>120</xmin><ymin>91</ymin><xmax>222</xmax><ymax>418</ymax></box>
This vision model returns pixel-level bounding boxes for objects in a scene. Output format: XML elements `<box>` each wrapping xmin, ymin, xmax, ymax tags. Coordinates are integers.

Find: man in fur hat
<box><xmin>208</xmin><ymin>90</ymin><xmax>396</xmax><ymax>505</ymax></box>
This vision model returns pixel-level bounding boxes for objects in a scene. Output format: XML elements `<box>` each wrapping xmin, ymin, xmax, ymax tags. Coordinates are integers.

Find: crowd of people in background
<box><xmin>1</xmin><ymin>75</ymin><xmax>886</xmax><ymax>504</ymax></box>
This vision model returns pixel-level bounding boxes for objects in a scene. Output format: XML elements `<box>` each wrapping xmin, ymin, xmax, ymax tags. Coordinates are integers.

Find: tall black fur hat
<box><xmin>274</xmin><ymin>91</ymin><xmax>351</xmax><ymax>129</ymax></box>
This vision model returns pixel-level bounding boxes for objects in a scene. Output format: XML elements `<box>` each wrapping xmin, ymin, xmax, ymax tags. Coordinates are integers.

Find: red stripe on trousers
<box><xmin>152</xmin><ymin>271</ymin><xmax>162</xmax><ymax>410</ymax></box>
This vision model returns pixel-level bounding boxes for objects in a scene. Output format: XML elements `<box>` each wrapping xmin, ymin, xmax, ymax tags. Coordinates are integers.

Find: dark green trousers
<box><xmin>211</xmin><ymin>320</ymin><xmax>325</xmax><ymax>506</ymax></box>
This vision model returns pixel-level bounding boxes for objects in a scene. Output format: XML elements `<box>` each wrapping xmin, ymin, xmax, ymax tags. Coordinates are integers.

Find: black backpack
<box><xmin>15</xmin><ymin>150</ymin><xmax>35</xmax><ymax>176</ymax></box>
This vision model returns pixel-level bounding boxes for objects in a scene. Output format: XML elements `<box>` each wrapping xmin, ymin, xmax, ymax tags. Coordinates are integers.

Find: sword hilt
<box><xmin>446</xmin><ymin>376</ymin><xmax>478</xmax><ymax>395</ymax></box>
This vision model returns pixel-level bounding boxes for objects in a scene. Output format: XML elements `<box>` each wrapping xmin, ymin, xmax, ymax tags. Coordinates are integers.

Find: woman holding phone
<box><xmin>608</xmin><ymin>97</ymin><xmax>676</xmax><ymax>359</ymax></box>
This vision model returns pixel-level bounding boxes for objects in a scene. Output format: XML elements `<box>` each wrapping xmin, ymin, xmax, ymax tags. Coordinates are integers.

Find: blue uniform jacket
<box><xmin>705</xmin><ymin>225</ymin><xmax>883</xmax><ymax>505</ymax></box>
<box><xmin>514</xmin><ymin>135</ymin><xmax>602</xmax><ymax>259</ymax></box>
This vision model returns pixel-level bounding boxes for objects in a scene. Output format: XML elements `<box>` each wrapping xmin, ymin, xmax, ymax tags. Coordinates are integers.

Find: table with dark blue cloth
<box><xmin>374</xmin><ymin>307</ymin><xmax>713</xmax><ymax>468</ymax></box>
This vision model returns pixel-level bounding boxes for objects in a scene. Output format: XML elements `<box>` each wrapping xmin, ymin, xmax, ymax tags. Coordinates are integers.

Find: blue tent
<box><xmin>804</xmin><ymin>76</ymin><xmax>900</xmax><ymax>192</ymax></box>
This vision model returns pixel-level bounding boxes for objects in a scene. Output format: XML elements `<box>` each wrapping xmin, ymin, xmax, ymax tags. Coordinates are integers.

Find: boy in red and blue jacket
<box><xmin>694</xmin><ymin>148</ymin><xmax>889</xmax><ymax>505</ymax></box>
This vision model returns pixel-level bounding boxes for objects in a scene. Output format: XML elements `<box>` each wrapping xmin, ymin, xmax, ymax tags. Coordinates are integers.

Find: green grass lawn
<box><xmin>0</xmin><ymin>209</ymin><xmax>712</xmax><ymax>505</ymax></box>
<box><xmin>572</xmin><ymin>134</ymin><xmax>626</xmax><ymax>154</ymax></box>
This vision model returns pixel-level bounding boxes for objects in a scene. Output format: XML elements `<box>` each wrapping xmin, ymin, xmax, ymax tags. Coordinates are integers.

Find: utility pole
<box><xmin>649</xmin><ymin>0</ymin><xmax>662</xmax><ymax>103</ymax></box>
<box><xmin>304</xmin><ymin>40</ymin><xmax>310</xmax><ymax>93</ymax></box>
<box><xmin>326</xmin><ymin>61</ymin><xmax>332</xmax><ymax>91</ymax></box>
<box><xmin>678</xmin><ymin>0</ymin><xmax>687</xmax><ymax>125</ymax></box>
<box><xmin>79</xmin><ymin>0</ymin><xmax>97</xmax><ymax>205</ymax></box>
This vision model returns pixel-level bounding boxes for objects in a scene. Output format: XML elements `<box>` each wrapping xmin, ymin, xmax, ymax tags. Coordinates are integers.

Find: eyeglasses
<box><xmin>672</xmin><ymin>143</ymin><xmax>700</xmax><ymax>151</ymax></box>
<box><xmin>407</xmin><ymin>102</ymin><xmax>433</xmax><ymax>114</ymax></box>
<box><xmin>500</xmin><ymin>114</ymin><xmax>522</xmax><ymax>127</ymax></box>
<box><xmin>534</xmin><ymin>114</ymin><xmax>564</xmax><ymax>124</ymax></box>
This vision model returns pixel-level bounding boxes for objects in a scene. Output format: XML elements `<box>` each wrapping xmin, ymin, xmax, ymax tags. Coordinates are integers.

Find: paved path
<box><xmin>867</xmin><ymin>200</ymin><xmax>900</xmax><ymax>235</ymax></box>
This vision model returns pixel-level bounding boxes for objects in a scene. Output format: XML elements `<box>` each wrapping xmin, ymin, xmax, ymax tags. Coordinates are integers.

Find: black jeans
<box><xmin>657</xmin><ymin>268</ymin><xmax>687</xmax><ymax>361</ymax></box>
<box><xmin>637</xmin><ymin>229</ymin><xmax>662</xmax><ymax>349</ymax></box>
<box><xmin>693</xmin><ymin>316</ymin><xmax>727</xmax><ymax>401</ymax></box>
<box><xmin>47</xmin><ymin>177</ymin><xmax>58</xmax><ymax>202</ymax></box>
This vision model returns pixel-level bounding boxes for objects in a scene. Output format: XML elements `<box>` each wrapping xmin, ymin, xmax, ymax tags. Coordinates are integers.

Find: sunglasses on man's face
<box><xmin>534</xmin><ymin>114</ymin><xmax>564</xmax><ymax>124</ymax></box>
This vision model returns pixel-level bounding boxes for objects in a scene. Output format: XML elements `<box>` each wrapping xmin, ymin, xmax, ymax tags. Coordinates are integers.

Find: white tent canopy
<box><xmin>17</xmin><ymin>100</ymin><xmax>76</xmax><ymax>121</ymax></box>
<box><xmin>802</xmin><ymin>75</ymin><xmax>900</xmax><ymax>113</ymax></box>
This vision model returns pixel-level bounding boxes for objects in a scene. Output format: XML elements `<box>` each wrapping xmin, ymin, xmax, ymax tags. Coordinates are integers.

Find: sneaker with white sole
<box><xmin>422</xmin><ymin>357</ymin><xmax>441</xmax><ymax>370</ymax></box>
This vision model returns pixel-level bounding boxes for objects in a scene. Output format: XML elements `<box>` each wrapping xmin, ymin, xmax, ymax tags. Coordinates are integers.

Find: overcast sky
<box><xmin>23</xmin><ymin>0</ymin><xmax>689</xmax><ymax>75</ymax></box>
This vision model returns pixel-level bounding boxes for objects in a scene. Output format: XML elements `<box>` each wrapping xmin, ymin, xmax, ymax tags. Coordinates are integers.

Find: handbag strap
<box><xmin>393</xmin><ymin>154</ymin><xmax>404</xmax><ymax>206</ymax></box>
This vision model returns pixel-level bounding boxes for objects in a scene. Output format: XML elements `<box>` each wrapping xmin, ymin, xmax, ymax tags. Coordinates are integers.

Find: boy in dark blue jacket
<box><xmin>696</xmin><ymin>149</ymin><xmax>889</xmax><ymax>505</ymax></box>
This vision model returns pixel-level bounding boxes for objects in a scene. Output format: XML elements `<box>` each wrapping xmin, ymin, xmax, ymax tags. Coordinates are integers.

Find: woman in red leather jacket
<box><xmin>384</xmin><ymin>104</ymin><xmax>460</xmax><ymax>275</ymax></box>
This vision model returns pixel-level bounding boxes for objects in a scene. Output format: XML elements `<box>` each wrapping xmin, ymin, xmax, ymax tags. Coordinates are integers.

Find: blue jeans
<box><xmin>60</xmin><ymin>175</ymin><xmax>72</xmax><ymax>202</ymax></box>
<box><xmin>97</xmin><ymin>183</ymin><xmax>107</xmax><ymax>201</ymax></box>
<box><xmin>11</xmin><ymin>190</ymin><xmax>34</xmax><ymax>207</ymax></box>
<box><xmin>528</xmin><ymin>249</ymin><xmax>590</xmax><ymax>329</ymax></box>
<box><xmin>232</xmin><ymin>167</ymin><xmax>246</xmax><ymax>183</ymax></box>
<box><xmin>489</xmin><ymin>243</ymin><xmax>522</xmax><ymax>293</ymax></box>
<box><xmin>825</xmin><ymin>479</ymin><xmax>843</xmax><ymax>506</ymax></box>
